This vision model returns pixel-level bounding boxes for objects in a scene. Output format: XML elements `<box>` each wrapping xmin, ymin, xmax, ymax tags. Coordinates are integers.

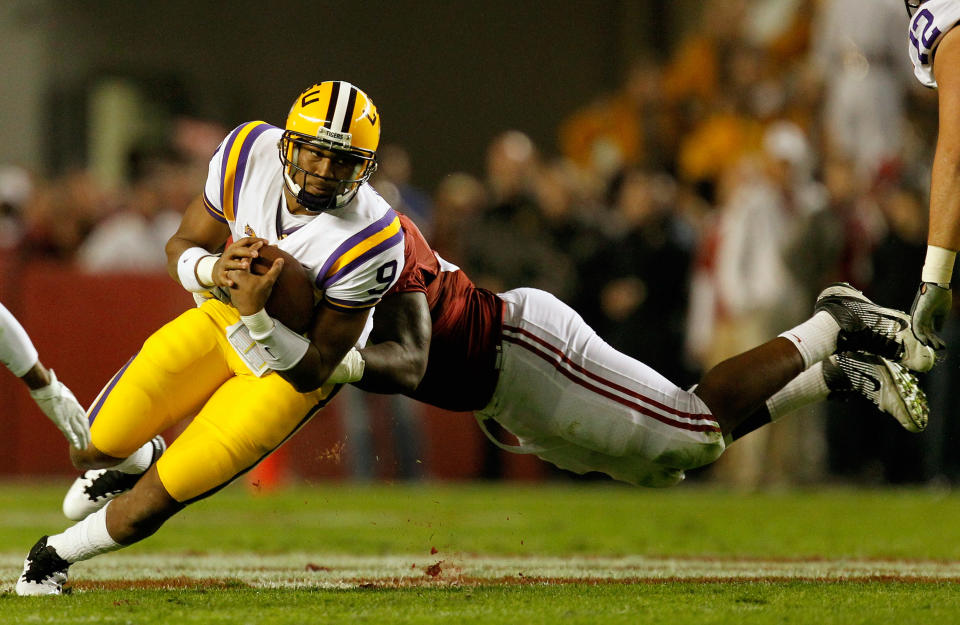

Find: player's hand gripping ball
<box><xmin>250</xmin><ymin>245</ymin><xmax>316</xmax><ymax>333</ymax></box>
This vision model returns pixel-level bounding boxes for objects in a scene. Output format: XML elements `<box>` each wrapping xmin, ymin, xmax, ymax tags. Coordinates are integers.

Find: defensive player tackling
<box><xmin>317</xmin><ymin>215</ymin><xmax>933</xmax><ymax>487</ymax></box>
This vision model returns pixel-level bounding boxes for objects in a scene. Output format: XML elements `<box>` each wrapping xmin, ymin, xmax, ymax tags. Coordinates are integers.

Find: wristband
<box><xmin>195</xmin><ymin>254</ymin><xmax>219</xmax><ymax>288</ymax></box>
<box><xmin>921</xmin><ymin>245</ymin><xmax>956</xmax><ymax>287</ymax></box>
<box><xmin>177</xmin><ymin>247</ymin><xmax>213</xmax><ymax>292</ymax></box>
<box><xmin>240</xmin><ymin>308</ymin><xmax>274</xmax><ymax>336</ymax></box>
<box><xmin>241</xmin><ymin>310</ymin><xmax>309</xmax><ymax>371</ymax></box>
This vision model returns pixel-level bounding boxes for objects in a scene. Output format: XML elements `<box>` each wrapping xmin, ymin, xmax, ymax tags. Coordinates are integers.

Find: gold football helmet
<box><xmin>279</xmin><ymin>81</ymin><xmax>380</xmax><ymax>211</ymax></box>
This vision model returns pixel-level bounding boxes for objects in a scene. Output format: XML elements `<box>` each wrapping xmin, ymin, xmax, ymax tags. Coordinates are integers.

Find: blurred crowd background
<box><xmin>2</xmin><ymin>0</ymin><xmax>958</xmax><ymax>488</ymax></box>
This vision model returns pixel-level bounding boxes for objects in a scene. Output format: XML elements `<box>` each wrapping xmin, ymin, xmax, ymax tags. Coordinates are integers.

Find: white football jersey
<box><xmin>202</xmin><ymin>121</ymin><xmax>404</xmax><ymax>311</ymax></box>
<box><xmin>908</xmin><ymin>0</ymin><xmax>960</xmax><ymax>88</ymax></box>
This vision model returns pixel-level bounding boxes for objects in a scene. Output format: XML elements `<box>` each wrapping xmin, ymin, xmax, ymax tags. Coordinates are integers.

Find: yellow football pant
<box><xmin>88</xmin><ymin>300</ymin><xmax>331</xmax><ymax>503</ymax></box>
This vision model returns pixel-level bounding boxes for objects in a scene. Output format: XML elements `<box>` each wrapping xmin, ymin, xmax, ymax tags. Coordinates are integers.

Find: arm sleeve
<box><xmin>0</xmin><ymin>303</ymin><xmax>39</xmax><ymax>377</ymax></box>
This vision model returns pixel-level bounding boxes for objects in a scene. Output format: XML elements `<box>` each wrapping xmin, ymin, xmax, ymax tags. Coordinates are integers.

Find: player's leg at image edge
<box><xmin>62</xmin><ymin>436</ymin><xmax>166</xmax><ymax>521</ymax></box>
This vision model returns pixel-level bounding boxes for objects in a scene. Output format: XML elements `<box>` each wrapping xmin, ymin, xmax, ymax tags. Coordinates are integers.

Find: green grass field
<box><xmin>1</xmin><ymin>480</ymin><xmax>959</xmax><ymax>624</ymax></box>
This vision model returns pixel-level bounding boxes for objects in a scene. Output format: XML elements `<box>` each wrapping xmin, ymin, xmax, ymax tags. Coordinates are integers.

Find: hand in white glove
<box><xmin>911</xmin><ymin>282</ymin><xmax>952</xmax><ymax>350</ymax></box>
<box><xmin>29</xmin><ymin>369</ymin><xmax>91</xmax><ymax>450</ymax></box>
<box><xmin>325</xmin><ymin>347</ymin><xmax>366</xmax><ymax>385</ymax></box>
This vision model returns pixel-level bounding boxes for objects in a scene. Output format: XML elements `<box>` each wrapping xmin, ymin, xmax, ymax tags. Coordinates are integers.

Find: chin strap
<box><xmin>282</xmin><ymin>170</ymin><xmax>345</xmax><ymax>212</ymax></box>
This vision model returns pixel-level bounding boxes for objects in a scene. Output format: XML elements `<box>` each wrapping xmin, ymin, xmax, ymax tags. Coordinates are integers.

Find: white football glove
<box><xmin>28</xmin><ymin>369</ymin><xmax>91</xmax><ymax>450</ymax></box>
<box><xmin>911</xmin><ymin>281</ymin><xmax>951</xmax><ymax>350</ymax></box>
<box><xmin>325</xmin><ymin>347</ymin><xmax>366</xmax><ymax>384</ymax></box>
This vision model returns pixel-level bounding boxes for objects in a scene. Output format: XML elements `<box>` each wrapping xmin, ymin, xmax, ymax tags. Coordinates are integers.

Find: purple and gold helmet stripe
<box><xmin>315</xmin><ymin>211</ymin><xmax>403</xmax><ymax>290</ymax></box>
<box><xmin>220</xmin><ymin>121</ymin><xmax>273</xmax><ymax>221</ymax></box>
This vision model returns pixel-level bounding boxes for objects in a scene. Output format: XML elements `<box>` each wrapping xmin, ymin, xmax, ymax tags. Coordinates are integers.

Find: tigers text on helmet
<box><xmin>279</xmin><ymin>81</ymin><xmax>380</xmax><ymax>212</ymax></box>
<box><xmin>905</xmin><ymin>0</ymin><xmax>927</xmax><ymax>16</ymax></box>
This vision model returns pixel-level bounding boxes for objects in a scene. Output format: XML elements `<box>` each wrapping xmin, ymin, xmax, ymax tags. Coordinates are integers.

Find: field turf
<box><xmin>1</xmin><ymin>480</ymin><xmax>958</xmax><ymax>623</ymax></box>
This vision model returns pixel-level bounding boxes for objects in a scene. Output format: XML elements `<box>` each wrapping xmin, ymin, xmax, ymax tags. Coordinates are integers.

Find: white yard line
<box><xmin>5</xmin><ymin>552</ymin><xmax>960</xmax><ymax>590</ymax></box>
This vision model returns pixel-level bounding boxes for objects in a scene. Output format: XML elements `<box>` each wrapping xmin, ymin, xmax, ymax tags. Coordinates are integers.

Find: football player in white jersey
<box><xmin>0</xmin><ymin>303</ymin><xmax>90</xmax><ymax>449</ymax></box>
<box><xmin>906</xmin><ymin>0</ymin><xmax>960</xmax><ymax>348</ymax></box>
<box><xmin>16</xmin><ymin>81</ymin><xmax>405</xmax><ymax>595</ymax></box>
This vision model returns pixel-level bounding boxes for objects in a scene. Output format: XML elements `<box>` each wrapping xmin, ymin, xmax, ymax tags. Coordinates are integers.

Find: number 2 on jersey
<box><xmin>910</xmin><ymin>8</ymin><xmax>941</xmax><ymax>64</ymax></box>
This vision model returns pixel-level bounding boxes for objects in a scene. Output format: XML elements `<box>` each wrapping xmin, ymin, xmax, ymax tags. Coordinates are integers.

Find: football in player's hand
<box><xmin>250</xmin><ymin>245</ymin><xmax>315</xmax><ymax>334</ymax></box>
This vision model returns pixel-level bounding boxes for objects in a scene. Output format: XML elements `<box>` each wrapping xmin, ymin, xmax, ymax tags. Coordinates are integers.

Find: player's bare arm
<box><xmin>351</xmin><ymin>291</ymin><xmax>431</xmax><ymax>394</ymax></box>
<box><xmin>911</xmin><ymin>22</ymin><xmax>960</xmax><ymax>349</ymax></box>
<box><xmin>929</xmin><ymin>26</ymin><xmax>960</xmax><ymax>253</ymax></box>
<box><xmin>228</xmin><ymin>262</ymin><xmax>370</xmax><ymax>392</ymax></box>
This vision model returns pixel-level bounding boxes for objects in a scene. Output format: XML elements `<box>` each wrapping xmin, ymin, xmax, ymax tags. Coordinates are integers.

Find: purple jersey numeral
<box><xmin>910</xmin><ymin>8</ymin><xmax>941</xmax><ymax>64</ymax></box>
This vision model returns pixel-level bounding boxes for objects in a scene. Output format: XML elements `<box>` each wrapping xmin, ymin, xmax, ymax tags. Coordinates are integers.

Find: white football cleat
<box><xmin>62</xmin><ymin>435</ymin><xmax>165</xmax><ymax>521</ymax></box>
<box><xmin>16</xmin><ymin>536</ymin><xmax>70</xmax><ymax>596</ymax></box>
<box><xmin>824</xmin><ymin>352</ymin><xmax>929</xmax><ymax>433</ymax></box>
<box><xmin>815</xmin><ymin>282</ymin><xmax>936</xmax><ymax>373</ymax></box>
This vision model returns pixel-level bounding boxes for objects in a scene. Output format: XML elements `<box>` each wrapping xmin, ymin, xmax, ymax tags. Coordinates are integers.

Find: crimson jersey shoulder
<box><xmin>389</xmin><ymin>214</ymin><xmax>440</xmax><ymax>295</ymax></box>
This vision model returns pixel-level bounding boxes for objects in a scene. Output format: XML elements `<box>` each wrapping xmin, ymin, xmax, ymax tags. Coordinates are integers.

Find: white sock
<box><xmin>766</xmin><ymin>362</ymin><xmax>829</xmax><ymax>422</ymax></box>
<box><xmin>113</xmin><ymin>439</ymin><xmax>154</xmax><ymax>474</ymax></box>
<box><xmin>778</xmin><ymin>312</ymin><xmax>840</xmax><ymax>369</ymax></box>
<box><xmin>46</xmin><ymin>504</ymin><xmax>121</xmax><ymax>563</ymax></box>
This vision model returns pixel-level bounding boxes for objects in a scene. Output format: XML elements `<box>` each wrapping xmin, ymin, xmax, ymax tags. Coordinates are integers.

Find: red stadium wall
<box><xmin>0</xmin><ymin>258</ymin><xmax>545</xmax><ymax>481</ymax></box>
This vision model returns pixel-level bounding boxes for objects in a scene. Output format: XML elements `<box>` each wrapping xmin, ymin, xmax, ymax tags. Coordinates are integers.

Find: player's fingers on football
<box><xmin>222</xmin><ymin>258</ymin><xmax>250</xmax><ymax>271</ymax></box>
<box><xmin>223</xmin><ymin>269</ymin><xmax>244</xmax><ymax>288</ymax></box>
<box><xmin>264</xmin><ymin>258</ymin><xmax>284</xmax><ymax>283</ymax></box>
<box><xmin>226</xmin><ymin>237</ymin><xmax>265</xmax><ymax>258</ymax></box>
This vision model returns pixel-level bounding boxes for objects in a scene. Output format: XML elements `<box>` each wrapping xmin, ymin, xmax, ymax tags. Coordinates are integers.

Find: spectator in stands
<box><xmin>430</xmin><ymin>172</ymin><xmax>488</xmax><ymax>263</ymax></box>
<box><xmin>706</xmin><ymin>121</ymin><xmax>828</xmax><ymax>487</ymax></box>
<box><xmin>810</xmin><ymin>0</ymin><xmax>913</xmax><ymax>176</ymax></box>
<box><xmin>0</xmin><ymin>166</ymin><xmax>33</xmax><ymax>250</ymax></box>
<box><xmin>463</xmin><ymin>131</ymin><xmax>576</xmax><ymax>301</ymax></box>
<box><xmin>578</xmin><ymin>168</ymin><xmax>695</xmax><ymax>387</ymax></box>
<box><xmin>75</xmin><ymin>151</ymin><xmax>185</xmax><ymax>273</ymax></box>
<box><xmin>373</xmin><ymin>144</ymin><xmax>433</xmax><ymax>235</ymax></box>
<box><xmin>559</xmin><ymin>57</ymin><xmax>677</xmax><ymax>185</ymax></box>
<box><xmin>20</xmin><ymin>170</ymin><xmax>111</xmax><ymax>262</ymax></box>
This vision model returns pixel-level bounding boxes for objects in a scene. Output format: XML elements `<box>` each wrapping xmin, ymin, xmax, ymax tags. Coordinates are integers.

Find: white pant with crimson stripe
<box><xmin>476</xmin><ymin>288</ymin><xmax>725</xmax><ymax>487</ymax></box>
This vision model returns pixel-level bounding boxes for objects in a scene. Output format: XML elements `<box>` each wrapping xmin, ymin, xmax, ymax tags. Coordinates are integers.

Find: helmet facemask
<box><xmin>279</xmin><ymin>130</ymin><xmax>377</xmax><ymax>212</ymax></box>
